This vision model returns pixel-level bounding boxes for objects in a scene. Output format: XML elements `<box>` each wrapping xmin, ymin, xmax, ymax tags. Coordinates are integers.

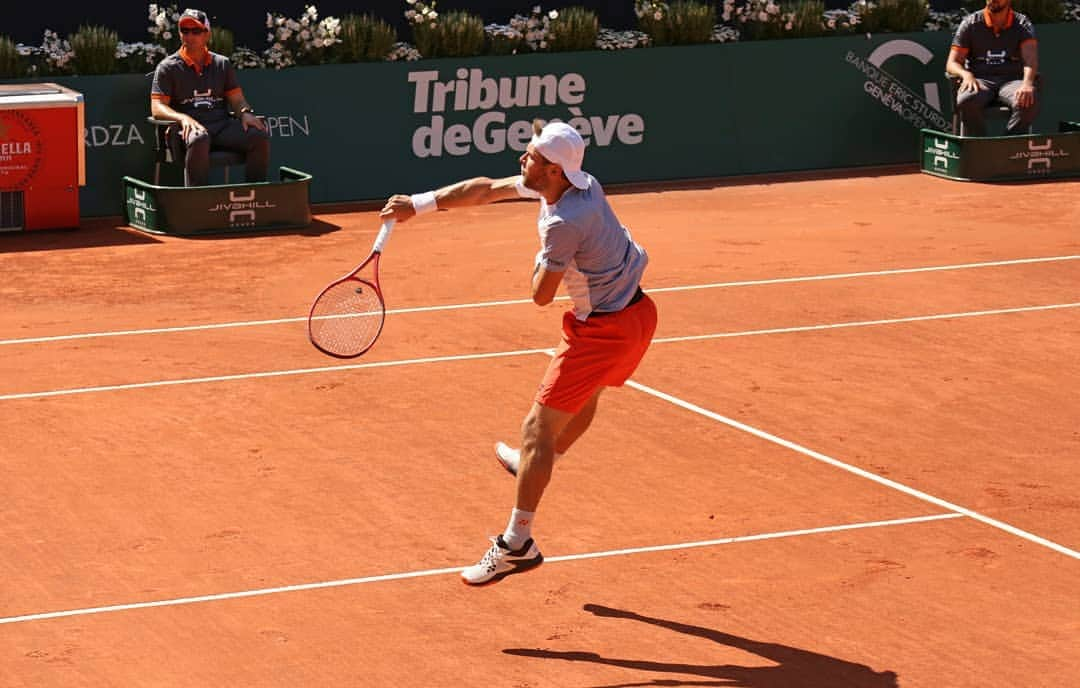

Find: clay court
<box><xmin>1</xmin><ymin>169</ymin><xmax>1077</xmax><ymax>687</ymax></box>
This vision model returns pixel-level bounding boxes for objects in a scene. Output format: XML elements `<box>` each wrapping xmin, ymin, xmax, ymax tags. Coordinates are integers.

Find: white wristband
<box><xmin>410</xmin><ymin>191</ymin><xmax>438</xmax><ymax>215</ymax></box>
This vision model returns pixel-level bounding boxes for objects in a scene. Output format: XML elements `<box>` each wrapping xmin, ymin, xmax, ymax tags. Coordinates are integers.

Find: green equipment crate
<box><xmin>123</xmin><ymin>167</ymin><xmax>312</xmax><ymax>235</ymax></box>
<box><xmin>920</xmin><ymin>123</ymin><xmax>1080</xmax><ymax>182</ymax></box>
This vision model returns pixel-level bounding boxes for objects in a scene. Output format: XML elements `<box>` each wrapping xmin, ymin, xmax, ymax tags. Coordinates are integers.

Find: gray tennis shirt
<box><xmin>952</xmin><ymin>9</ymin><xmax>1036</xmax><ymax>81</ymax></box>
<box><xmin>528</xmin><ymin>173</ymin><xmax>648</xmax><ymax>320</ymax></box>
<box><xmin>150</xmin><ymin>49</ymin><xmax>240</xmax><ymax>126</ymax></box>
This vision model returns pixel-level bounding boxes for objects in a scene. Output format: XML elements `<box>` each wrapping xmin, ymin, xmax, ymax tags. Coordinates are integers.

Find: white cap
<box><xmin>531</xmin><ymin>121</ymin><xmax>590</xmax><ymax>190</ymax></box>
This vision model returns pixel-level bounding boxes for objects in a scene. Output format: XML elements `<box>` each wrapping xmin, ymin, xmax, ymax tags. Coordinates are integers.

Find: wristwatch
<box><xmin>239</xmin><ymin>106</ymin><xmax>255</xmax><ymax>116</ymax></box>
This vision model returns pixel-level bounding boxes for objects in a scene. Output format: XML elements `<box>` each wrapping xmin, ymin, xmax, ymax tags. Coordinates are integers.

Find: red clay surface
<box><xmin>1</xmin><ymin>171</ymin><xmax>1077</xmax><ymax>687</ymax></box>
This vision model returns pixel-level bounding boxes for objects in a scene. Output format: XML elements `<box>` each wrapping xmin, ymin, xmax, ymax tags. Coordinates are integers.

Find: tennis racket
<box><xmin>308</xmin><ymin>219</ymin><xmax>395</xmax><ymax>358</ymax></box>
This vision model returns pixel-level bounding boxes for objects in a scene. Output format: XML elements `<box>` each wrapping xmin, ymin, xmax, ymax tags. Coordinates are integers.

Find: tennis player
<box><xmin>380</xmin><ymin>120</ymin><xmax>656</xmax><ymax>585</ymax></box>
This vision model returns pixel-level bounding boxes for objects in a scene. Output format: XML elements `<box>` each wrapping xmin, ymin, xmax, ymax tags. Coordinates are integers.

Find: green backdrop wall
<box><xmin>9</xmin><ymin>26</ymin><xmax>1079</xmax><ymax>217</ymax></box>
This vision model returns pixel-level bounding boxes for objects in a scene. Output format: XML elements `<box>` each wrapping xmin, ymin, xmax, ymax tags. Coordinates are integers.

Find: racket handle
<box><xmin>373</xmin><ymin>219</ymin><xmax>396</xmax><ymax>254</ymax></box>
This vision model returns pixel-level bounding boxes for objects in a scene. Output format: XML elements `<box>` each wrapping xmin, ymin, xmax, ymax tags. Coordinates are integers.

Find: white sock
<box><xmin>503</xmin><ymin>508</ymin><xmax>535</xmax><ymax>550</ymax></box>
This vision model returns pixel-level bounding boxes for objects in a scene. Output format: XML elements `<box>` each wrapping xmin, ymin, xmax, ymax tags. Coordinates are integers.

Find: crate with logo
<box><xmin>0</xmin><ymin>83</ymin><xmax>85</xmax><ymax>231</ymax></box>
<box><xmin>122</xmin><ymin>167</ymin><xmax>312</xmax><ymax>235</ymax></box>
<box><xmin>920</xmin><ymin>124</ymin><xmax>1080</xmax><ymax>182</ymax></box>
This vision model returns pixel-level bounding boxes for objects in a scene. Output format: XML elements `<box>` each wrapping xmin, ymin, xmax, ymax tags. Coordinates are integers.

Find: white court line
<box><xmin>0</xmin><ymin>513</ymin><xmax>961</xmax><ymax>626</ymax></box>
<box><xmin>2</xmin><ymin>254</ymin><xmax>1077</xmax><ymax>345</ymax></box>
<box><xmin>652</xmin><ymin>302</ymin><xmax>1080</xmax><ymax>345</ymax></box>
<box><xmin>2</xmin><ymin>302</ymin><xmax>1077</xmax><ymax>402</ymax></box>
<box><xmin>0</xmin><ymin>348</ymin><xmax>552</xmax><ymax>401</ymax></box>
<box><xmin>625</xmin><ymin>380</ymin><xmax>1080</xmax><ymax>561</ymax></box>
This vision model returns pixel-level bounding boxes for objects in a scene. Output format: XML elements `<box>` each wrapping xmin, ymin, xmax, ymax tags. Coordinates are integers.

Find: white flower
<box><xmin>758</xmin><ymin>10</ymin><xmax>768</xmax><ymax>20</ymax></box>
<box><xmin>655</xmin><ymin>10</ymin><xmax>663</xmax><ymax>19</ymax></box>
<box><xmin>549</xmin><ymin>10</ymin><xmax>558</xmax><ymax>19</ymax></box>
<box><xmin>163</xmin><ymin>31</ymin><xmax>172</xmax><ymax>39</ymax></box>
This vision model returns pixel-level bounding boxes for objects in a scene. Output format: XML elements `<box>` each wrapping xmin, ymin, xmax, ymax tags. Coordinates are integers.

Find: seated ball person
<box><xmin>150</xmin><ymin>8</ymin><xmax>269</xmax><ymax>186</ymax></box>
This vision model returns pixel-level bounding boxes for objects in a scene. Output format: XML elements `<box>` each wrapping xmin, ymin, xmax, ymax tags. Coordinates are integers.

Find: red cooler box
<box><xmin>0</xmin><ymin>83</ymin><xmax>85</xmax><ymax>231</ymax></box>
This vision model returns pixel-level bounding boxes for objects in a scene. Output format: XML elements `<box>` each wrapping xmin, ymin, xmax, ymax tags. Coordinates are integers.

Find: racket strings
<box><xmin>309</xmin><ymin>279</ymin><xmax>384</xmax><ymax>357</ymax></box>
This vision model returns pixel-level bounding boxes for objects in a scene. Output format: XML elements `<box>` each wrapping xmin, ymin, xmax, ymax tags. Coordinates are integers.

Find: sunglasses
<box><xmin>180</xmin><ymin>27</ymin><xmax>207</xmax><ymax>34</ymax></box>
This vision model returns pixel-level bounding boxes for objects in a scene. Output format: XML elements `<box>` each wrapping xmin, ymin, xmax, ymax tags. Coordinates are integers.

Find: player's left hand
<box><xmin>1016</xmin><ymin>83</ymin><xmax>1036</xmax><ymax>109</ymax></box>
<box><xmin>241</xmin><ymin>112</ymin><xmax>267</xmax><ymax>132</ymax></box>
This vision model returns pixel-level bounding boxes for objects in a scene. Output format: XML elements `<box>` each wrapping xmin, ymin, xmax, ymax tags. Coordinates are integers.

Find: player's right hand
<box><xmin>379</xmin><ymin>194</ymin><xmax>417</xmax><ymax>223</ymax></box>
<box><xmin>179</xmin><ymin>116</ymin><xmax>206</xmax><ymax>140</ymax></box>
<box><xmin>959</xmin><ymin>73</ymin><xmax>981</xmax><ymax>94</ymax></box>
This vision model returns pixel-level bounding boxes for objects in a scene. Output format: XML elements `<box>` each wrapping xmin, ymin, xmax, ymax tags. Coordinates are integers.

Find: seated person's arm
<box><xmin>1020</xmin><ymin>42</ymin><xmax>1038</xmax><ymax>81</ymax></box>
<box><xmin>150</xmin><ymin>64</ymin><xmax>204</xmax><ymax>138</ymax></box>
<box><xmin>1016</xmin><ymin>41</ymin><xmax>1039</xmax><ymax>108</ymax></box>
<box><xmin>946</xmin><ymin>47</ymin><xmax>978</xmax><ymax>93</ymax></box>
<box><xmin>150</xmin><ymin>96</ymin><xmax>205</xmax><ymax>138</ymax></box>
<box><xmin>224</xmin><ymin>85</ymin><xmax>267</xmax><ymax>132</ymax></box>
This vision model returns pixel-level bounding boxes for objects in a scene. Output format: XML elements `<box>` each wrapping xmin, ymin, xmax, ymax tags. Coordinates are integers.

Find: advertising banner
<box><xmin>4</xmin><ymin>25</ymin><xmax>1077</xmax><ymax>217</ymax></box>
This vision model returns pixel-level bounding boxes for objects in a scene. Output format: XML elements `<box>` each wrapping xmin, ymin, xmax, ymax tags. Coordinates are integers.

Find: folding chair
<box><xmin>147</xmin><ymin>117</ymin><xmax>246</xmax><ymax>184</ymax></box>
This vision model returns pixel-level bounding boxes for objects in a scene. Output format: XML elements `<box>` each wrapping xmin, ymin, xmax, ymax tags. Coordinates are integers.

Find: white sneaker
<box><xmin>494</xmin><ymin>441</ymin><xmax>520</xmax><ymax>476</ymax></box>
<box><xmin>461</xmin><ymin>535</ymin><xmax>543</xmax><ymax>586</ymax></box>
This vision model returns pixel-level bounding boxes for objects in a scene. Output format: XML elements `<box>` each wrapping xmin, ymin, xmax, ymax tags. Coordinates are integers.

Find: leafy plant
<box><xmin>0</xmin><ymin>36</ymin><xmax>21</xmax><ymax>77</ymax></box>
<box><xmin>855</xmin><ymin>0</ymin><xmax>930</xmax><ymax>33</ymax></box>
<box><xmin>548</xmin><ymin>6</ymin><xmax>599</xmax><ymax>52</ymax></box>
<box><xmin>788</xmin><ymin>0</ymin><xmax>827</xmax><ymax>37</ymax></box>
<box><xmin>1004</xmin><ymin>0</ymin><xmax>1064</xmax><ymax>22</ymax></box>
<box><xmin>338</xmin><ymin>13</ymin><xmax>397</xmax><ymax>62</ymax></box>
<box><xmin>438</xmin><ymin>10</ymin><xmax>485</xmax><ymax>57</ymax></box>
<box><xmin>411</xmin><ymin>8</ymin><xmax>484</xmax><ymax>58</ymax></box>
<box><xmin>666</xmin><ymin>1</ymin><xmax>718</xmax><ymax>44</ymax></box>
<box><xmin>210</xmin><ymin>26</ymin><xmax>235</xmax><ymax>60</ymax></box>
<box><xmin>69</xmin><ymin>25</ymin><xmax>118</xmax><ymax>75</ymax></box>
<box><xmin>637</xmin><ymin>1</ymin><xmax>671</xmax><ymax>44</ymax></box>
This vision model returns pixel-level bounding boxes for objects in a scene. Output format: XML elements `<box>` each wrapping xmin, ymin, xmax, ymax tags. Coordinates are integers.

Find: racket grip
<box><xmin>373</xmin><ymin>219</ymin><xmax>396</xmax><ymax>254</ymax></box>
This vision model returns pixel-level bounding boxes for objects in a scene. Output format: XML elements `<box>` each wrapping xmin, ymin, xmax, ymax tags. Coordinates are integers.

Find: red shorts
<box><xmin>535</xmin><ymin>293</ymin><xmax>658</xmax><ymax>414</ymax></box>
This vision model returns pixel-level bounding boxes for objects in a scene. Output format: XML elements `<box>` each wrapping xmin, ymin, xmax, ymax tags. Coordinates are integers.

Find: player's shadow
<box><xmin>504</xmin><ymin>604</ymin><xmax>899</xmax><ymax>688</ymax></box>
